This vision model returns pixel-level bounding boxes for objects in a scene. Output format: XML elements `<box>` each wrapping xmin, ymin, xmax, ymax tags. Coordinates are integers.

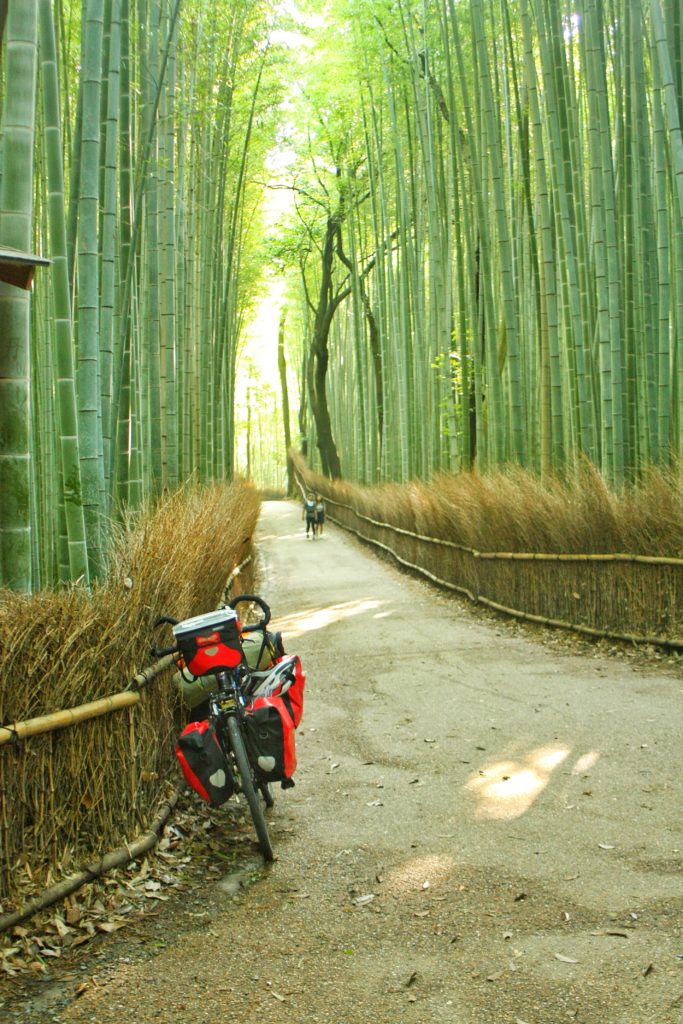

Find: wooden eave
<box><xmin>0</xmin><ymin>247</ymin><xmax>51</xmax><ymax>290</ymax></box>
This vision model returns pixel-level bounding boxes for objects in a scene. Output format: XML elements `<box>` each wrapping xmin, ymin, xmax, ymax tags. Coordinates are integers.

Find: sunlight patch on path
<box><xmin>464</xmin><ymin>744</ymin><xmax>571</xmax><ymax>821</ymax></box>
<box><xmin>382</xmin><ymin>853</ymin><xmax>458</xmax><ymax>896</ymax></box>
<box><xmin>275</xmin><ymin>599</ymin><xmax>386</xmax><ymax>639</ymax></box>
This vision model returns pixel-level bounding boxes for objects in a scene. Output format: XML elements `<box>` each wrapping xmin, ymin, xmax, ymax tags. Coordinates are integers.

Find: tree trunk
<box><xmin>277</xmin><ymin>307</ymin><xmax>294</xmax><ymax>495</ymax></box>
<box><xmin>307</xmin><ymin>214</ymin><xmax>346</xmax><ymax>479</ymax></box>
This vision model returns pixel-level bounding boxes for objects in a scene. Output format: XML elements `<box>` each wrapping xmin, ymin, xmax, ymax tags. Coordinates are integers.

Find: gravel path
<box><xmin>5</xmin><ymin>500</ymin><xmax>683</xmax><ymax>1023</ymax></box>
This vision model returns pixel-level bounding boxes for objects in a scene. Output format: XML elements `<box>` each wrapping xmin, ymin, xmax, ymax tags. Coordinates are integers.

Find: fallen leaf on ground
<box><xmin>351</xmin><ymin>894</ymin><xmax>375</xmax><ymax>907</ymax></box>
<box><xmin>95</xmin><ymin>922</ymin><xmax>123</xmax><ymax>934</ymax></box>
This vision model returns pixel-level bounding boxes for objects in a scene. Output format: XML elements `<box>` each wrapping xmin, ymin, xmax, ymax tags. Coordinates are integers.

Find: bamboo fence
<box><xmin>0</xmin><ymin>484</ymin><xmax>259</xmax><ymax>908</ymax></box>
<box><xmin>295</xmin><ymin>471</ymin><xmax>683</xmax><ymax>650</ymax></box>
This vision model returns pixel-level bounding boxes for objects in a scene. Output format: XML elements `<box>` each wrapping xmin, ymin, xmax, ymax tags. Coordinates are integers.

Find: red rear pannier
<box><xmin>278</xmin><ymin>654</ymin><xmax>305</xmax><ymax>727</ymax></box>
<box><xmin>244</xmin><ymin>655</ymin><xmax>305</xmax><ymax>785</ymax></box>
<box><xmin>176</xmin><ymin>720</ymin><xmax>233</xmax><ymax>806</ymax></box>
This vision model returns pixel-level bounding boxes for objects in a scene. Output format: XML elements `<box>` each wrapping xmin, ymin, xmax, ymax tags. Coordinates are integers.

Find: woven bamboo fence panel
<box><xmin>0</xmin><ymin>483</ymin><xmax>259</xmax><ymax>906</ymax></box>
<box><xmin>296</xmin><ymin>472</ymin><xmax>683</xmax><ymax>649</ymax></box>
<box><xmin>0</xmin><ymin>674</ymin><xmax>178</xmax><ymax>901</ymax></box>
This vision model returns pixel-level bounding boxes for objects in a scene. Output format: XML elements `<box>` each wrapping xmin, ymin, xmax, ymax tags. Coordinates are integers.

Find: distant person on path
<box><xmin>303</xmin><ymin>492</ymin><xmax>317</xmax><ymax>538</ymax></box>
<box><xmin>315</xmin><ymin>494</ymin><xmax>326</xmax><ymax>536</ymax></box>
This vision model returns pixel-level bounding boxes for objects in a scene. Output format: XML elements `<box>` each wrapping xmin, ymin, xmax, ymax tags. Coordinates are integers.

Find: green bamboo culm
<box><xmin>0</xmin><ymin>1</ymin><xmax>38</xmax><ymax>591</ymax></box>
<box><xmin>38</xmin><ymin>0</ymin><xmax>90</xmax><ymax>585</ymax></box>
<box><xmin>75</xmin><ymin>0</ymin><xmax>105</xmax><ymax>578</ymax></box>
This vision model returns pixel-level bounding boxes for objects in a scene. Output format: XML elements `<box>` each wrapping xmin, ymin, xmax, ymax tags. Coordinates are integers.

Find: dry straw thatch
<box><xmin>293</xmin><ymin>453</ymin><xmax>683</xmax><ymax>645</ymax></box>
<box><xmin>0</xmin><ymin>480</ymin><xmax>260</xmax><ymax>905</ymax></box>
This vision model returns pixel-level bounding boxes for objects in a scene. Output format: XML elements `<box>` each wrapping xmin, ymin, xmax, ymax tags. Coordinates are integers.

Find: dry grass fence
<box><xmin>293</xmin><ymin>453</ymin><xmax>683</xmax><ymax>648</ymax></box>
<box><xmin>0</xmin><ymin>481</ymin><xmax>260</xmax><ymax>907</ymax></box>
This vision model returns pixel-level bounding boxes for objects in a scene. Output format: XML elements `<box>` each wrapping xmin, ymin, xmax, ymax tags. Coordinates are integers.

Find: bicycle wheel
<box><xmin>260</xmin><ymin>781</ymin><xmax>274</xmax><ymax>808</ymax></box>
<box><xmin>226</xmin><ymin>715</ymin><xmax>274</xmax><ymax>861</ymax></box>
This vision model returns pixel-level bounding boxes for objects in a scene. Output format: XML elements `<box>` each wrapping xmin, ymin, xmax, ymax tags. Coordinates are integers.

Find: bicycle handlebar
<box><xmin>151</xmin><ymin>642</ymin><xmax>180</xmax><ymax>659</ymax></box>
<box><xmin>228</xmin><ymin>594</ymin><xmax>271</xmax><ymax>632</ymax></box>
<box><xmin>150</xmin><ymin>616</ymin><xmax>181</xmax><ymax>659</ymax></box>
<box><xmin>150</xmin><ymin>595</ymin><xmax>272</xmax><ymax>660</ymax></box>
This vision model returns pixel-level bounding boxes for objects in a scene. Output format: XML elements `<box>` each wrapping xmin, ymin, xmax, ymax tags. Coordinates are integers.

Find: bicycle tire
<box><xmin>226</xmin><ymin>715</ymin><xmax>274</xmax><ymax>861</ymax></box>
<box><xmin>260</xmin><ymin>781</ymin><xmax>274</xmax><ymax>808</ymax></box>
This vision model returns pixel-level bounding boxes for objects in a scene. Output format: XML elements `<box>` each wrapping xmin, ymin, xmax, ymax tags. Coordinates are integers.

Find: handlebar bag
<box><xmin>176</xmin><ymin>720</ymin><xmax>233</xmax><ymax>806</ymax></box>
<box><xmin>172</xmin><ymin>609</ymin><xmax>244</xmax><ymax>677</ymax></box>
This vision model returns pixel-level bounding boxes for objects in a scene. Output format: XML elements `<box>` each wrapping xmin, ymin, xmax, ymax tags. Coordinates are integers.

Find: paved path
<box><xmin>60</xmin><ymin>500</ymin><xmax>682</xmax><ymax>1024</ymax></box>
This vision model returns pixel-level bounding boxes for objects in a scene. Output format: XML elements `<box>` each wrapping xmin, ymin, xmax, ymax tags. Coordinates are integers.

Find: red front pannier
<box><xmin>176</xmin><ymin>719</ymin><xmax>233</xmax><ymax>806</ymax></box>
<box><xmin>244</xmin><ymin>655</ymin><xmax>305</xmax><ymax>786</ymax></box>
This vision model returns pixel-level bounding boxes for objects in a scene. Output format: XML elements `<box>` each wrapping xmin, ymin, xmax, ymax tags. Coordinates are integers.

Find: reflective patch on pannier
<box><xmin>176</xmin><ymin>720</ymin><xmax>233</xmax><ymax>806</ymax></box>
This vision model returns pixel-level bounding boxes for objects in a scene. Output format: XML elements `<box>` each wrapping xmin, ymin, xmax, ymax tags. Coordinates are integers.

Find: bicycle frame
<box><xmin>208</xmin><ymin>668</ymin><xmax>248</xmax><ymax>788</ymax></box>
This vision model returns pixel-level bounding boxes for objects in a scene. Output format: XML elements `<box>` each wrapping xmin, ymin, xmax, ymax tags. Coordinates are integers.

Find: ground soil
<box><xmin>2</xmin><ymin>500</ymin><xmax>682</xmax><ymax>1024</ymax></box>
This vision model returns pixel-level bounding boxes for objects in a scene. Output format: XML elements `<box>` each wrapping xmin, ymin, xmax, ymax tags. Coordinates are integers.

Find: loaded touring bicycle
<box><xmin>152</xmin><ymin>595</ymin><xmax>305</xmax><ymax>860</ymax></box>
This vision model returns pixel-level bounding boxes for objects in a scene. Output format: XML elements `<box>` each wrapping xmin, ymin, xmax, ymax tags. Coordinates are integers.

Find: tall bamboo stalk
<box><xmin>38</xmin><ymin>0</ymin><xmax>89</xmax><ymax>584</ymax></box>
<box><xmin>0</xmin><ymin>1</ymin><xmax>38</xmax><ymax>591</ymax></box>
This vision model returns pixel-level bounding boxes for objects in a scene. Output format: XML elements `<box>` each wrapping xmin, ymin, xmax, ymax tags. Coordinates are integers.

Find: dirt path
<box><xmin>5</xmin><ymin>500</ymin><xmax>683</xmax><ymax>1024</ymax></box>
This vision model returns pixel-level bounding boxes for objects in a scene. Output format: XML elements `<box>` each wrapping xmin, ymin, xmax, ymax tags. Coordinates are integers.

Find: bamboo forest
<box><xmin>0</xmin><ymin>0</ymin><xmax>682</xmax><ymax>593</ymax></box>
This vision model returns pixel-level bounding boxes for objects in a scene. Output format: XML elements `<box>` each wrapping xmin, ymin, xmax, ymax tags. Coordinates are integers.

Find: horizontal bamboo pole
<box><xmin>224</xmin><ymin>552</ymin><xmax>253</xmax><ymax>599</ymax></box>
<box><xmin>0</xmin><ymin>791</ymin><xmax>180</xmax><ymax>933</ymax></box>
<box><xmin>0</xmin><ymin>654</ymin><xmax>176</xmax><ymax>747</ymax></box>
<box><xmin>0</xmin><ymin>692</ymin><xmax>140</xmax><ymax>747</ymax></box>
<box><xmin>128</xmin><ymin>652</ymin><xmax>176</xmax><ymax>691</ymax></box>
<box><xmin>320</xmin><ymin>493</ymin><xmax>683</xmax><ymax>566</ymax></box>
